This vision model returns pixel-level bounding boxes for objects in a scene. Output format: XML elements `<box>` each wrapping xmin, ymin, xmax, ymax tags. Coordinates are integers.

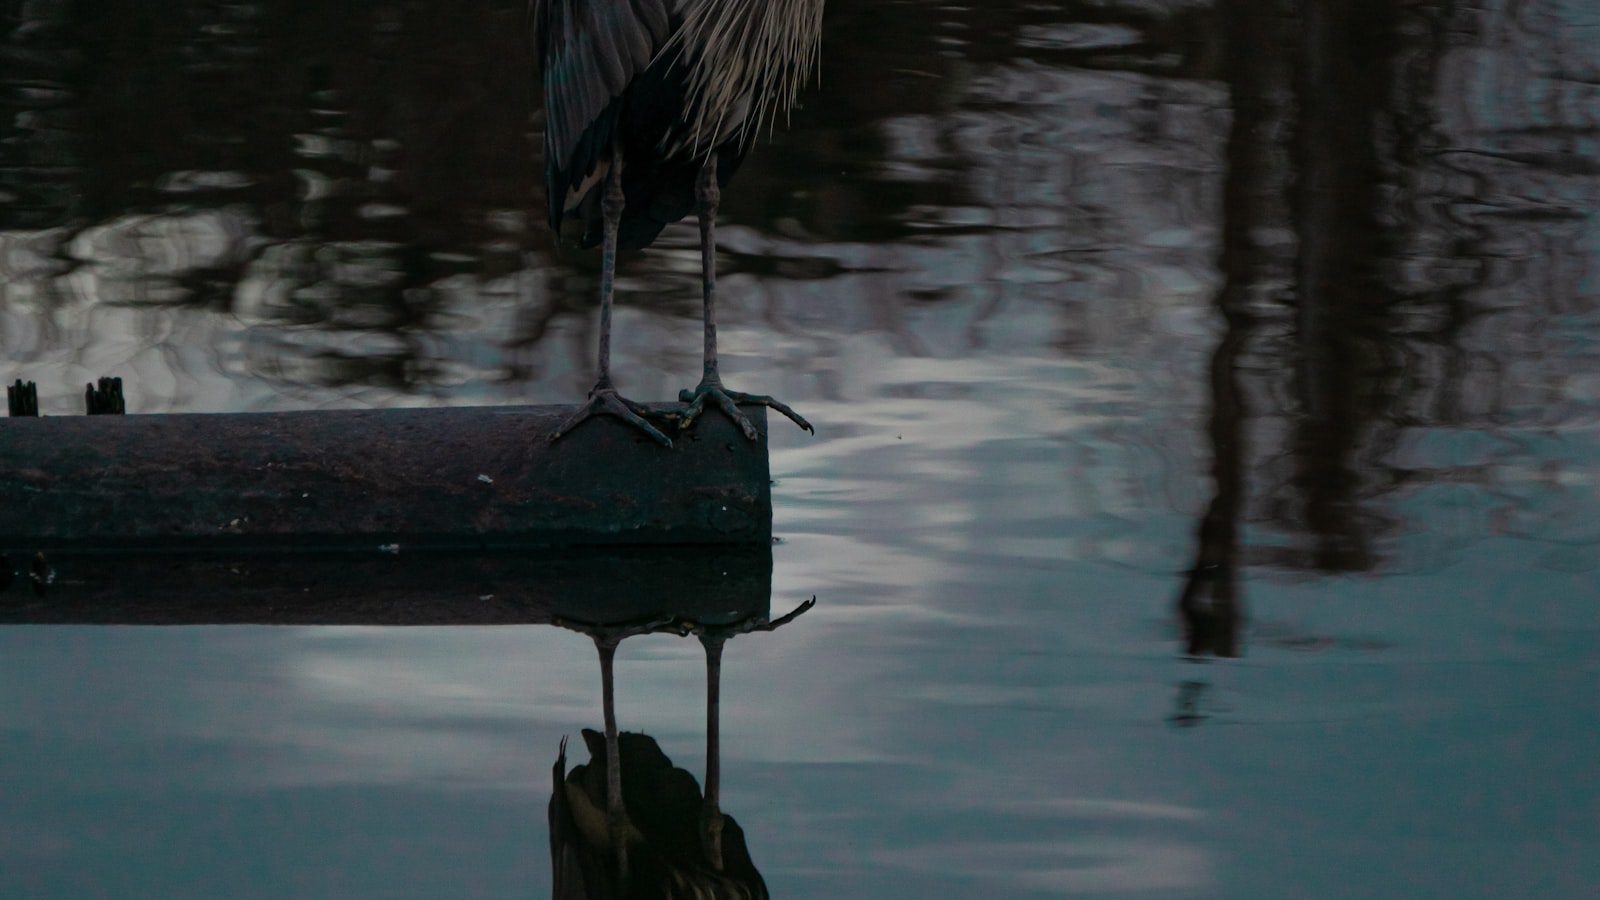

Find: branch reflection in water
<box><xmin>1175</xmin><ymin>0</ymin><xmax>1596</xmax><ymax>656</ymax></box>
<box><xmin>1171</xmin><ymin>0</ymin><xmax>1597</xmax><ymax>736</ymax></box>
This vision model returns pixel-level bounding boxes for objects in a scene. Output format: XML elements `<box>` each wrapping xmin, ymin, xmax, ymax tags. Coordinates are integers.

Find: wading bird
<box><xmin>535</xmin><ymin>0</ymin><xmax>824</xmax><ymax>447</ymax></box>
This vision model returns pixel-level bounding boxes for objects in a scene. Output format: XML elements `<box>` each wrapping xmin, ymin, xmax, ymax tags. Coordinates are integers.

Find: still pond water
<box><xmin>3</xmin><ymin>0</ymin><xmax>1599</xmax><ymax>896</ymax></box>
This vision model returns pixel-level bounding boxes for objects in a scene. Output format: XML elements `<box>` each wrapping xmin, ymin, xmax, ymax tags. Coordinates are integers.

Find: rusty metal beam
<box><xmin>0</xmin><ymin>404</ymin><xmax>771</xmax><ymax>551</ymax></box>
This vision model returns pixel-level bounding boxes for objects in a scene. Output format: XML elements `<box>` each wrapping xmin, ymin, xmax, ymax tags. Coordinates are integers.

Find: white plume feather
<box><xmin>665</xmin><ymin>0</ymin><xmax>825</xmax><ymax>155</ymax></box>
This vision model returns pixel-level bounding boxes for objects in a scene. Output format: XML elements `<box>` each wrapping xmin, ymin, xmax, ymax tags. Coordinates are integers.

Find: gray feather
<box><xmin>534</xmin><ymin>0</ymin><xmax>674</xmax><ymax>172</ymax></box>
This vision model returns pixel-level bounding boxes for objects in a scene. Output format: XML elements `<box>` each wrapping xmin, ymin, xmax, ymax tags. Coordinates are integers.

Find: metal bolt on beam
<box><xmin>85</xmin><ymin>377</ymin><xmax>125</xmax><ymax>415</ymax></box>
<box><xmin>7</xmin><ymin>380</ymin><xmax>39</xmax><ymax>417</ymax></box>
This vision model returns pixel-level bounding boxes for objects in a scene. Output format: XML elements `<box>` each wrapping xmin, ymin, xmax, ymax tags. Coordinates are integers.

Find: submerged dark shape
<box><xmin>534</xmin><ymin>0</ymin><xmax>821</xmax><ymax>445</ymax></box>
<box><xmin>551</xmin><ymin>730</ymin><xmax>766</xmax><ymax>900</ymax></box>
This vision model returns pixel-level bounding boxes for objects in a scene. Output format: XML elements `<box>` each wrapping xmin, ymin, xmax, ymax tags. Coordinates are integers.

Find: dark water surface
<box><xmin>4</xmin><ymin>0</ymin><xmax>1599</xmax><ymax>896</ymax></box>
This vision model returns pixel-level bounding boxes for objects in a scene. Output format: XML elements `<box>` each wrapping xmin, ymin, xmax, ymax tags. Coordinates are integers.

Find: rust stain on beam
<box><xmin>0</xmin><ymin>404</ymin><xmax>772</xmax><ymax>551</ymax></box>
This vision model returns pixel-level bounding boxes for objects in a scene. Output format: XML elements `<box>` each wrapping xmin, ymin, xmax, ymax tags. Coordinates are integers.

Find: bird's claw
<box><xmin>549</xmin><ymin>386</ymin><xmax>674</xmax><ymax>447</ymax></box>
<box><xmin>676</xmin><ymin>382</ymin><xmax>813</xmax><ymax>440</ymax></box>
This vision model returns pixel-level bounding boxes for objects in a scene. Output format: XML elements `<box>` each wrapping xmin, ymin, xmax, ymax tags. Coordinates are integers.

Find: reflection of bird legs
<box><xmin>693</xmin><ymin>597</ymin><xmax>815</xmax><ymax>871</ymax></box>
<box><xmin>674</xmin><ymin>152</ymin><xmax>813</xmax><ymax>441</ymax></box>
<box><xmin>700</xmin><ymin>634</ymin><xmax>726</xmax><ymax>871</ymax></box>
<box><xmin>550</xmin><ymin>145</ymin><xmax>674</xmax><ymax>448</ymax></box>
<box><xmin>691</xmin><ymin>596</ymin><xmax>817</xmax><ymax>640</ymax></box>
<box><xmin>594</xmin><ymin>635</ymin><xmax>630</xmax><ymax>883</ymax></box>
<box><xmin>551</xmin><ymin>595</ymin><xmax>816</xmax><ymax>645</ymax></box>
<box><xmin>558</xmin><ymin>599</ymin><xmax>816</xmax><ymax>879</ymax></box>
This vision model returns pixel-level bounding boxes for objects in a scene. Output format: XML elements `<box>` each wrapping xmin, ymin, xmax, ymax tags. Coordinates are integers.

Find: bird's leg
<box><xmin>596</xmin><ymin>637</ymin><xmax>630</xmax><ymax>882</ymax></box>
<box><xmin>549</xmin><ymin>146</ymin><xmax>673</xmax><ymax>447</ymax></box>
<box><xmin>676</xmin><ymin>152</ymin><xmax>813</xmax><ymax>439</ymax></box>
<box><xmin>697</xmin><ymin>153</ymin><xmax>722</xmax><ymax>393</ymax></box>
<box><xmin>699</xmin><ymin>634</ymin><xmax>726</xmax><ymax>872</ymax></box>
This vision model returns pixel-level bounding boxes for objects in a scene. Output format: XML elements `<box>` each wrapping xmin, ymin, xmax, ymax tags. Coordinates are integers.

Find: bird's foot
<box><xmin>674</xmin><ymin>378</ymin><xmax>813</xmax><ymax>440</ymax></box>
<box><xmin>549</xmin><ymin>384</ymin><xmax>674</xmax><ymax>447</ymax></box>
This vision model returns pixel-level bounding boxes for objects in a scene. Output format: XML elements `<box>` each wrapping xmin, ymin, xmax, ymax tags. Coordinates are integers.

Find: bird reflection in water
<box><xmin>549</xmin><ymin>598</ymin><xmax>814</xmax><ymax>898</ymax></box>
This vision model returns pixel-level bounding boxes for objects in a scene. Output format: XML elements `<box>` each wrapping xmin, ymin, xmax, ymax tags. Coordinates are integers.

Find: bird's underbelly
<box><xmin>561</xmin><ymin>87</ymin><xmax>755</xmax><ymax>252</ymax></box>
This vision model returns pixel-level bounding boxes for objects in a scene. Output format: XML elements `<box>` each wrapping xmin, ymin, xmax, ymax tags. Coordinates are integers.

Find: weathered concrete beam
<box><xmin>0</xmin><ymin>404</ymin><xmax>771</xmax><ymax>551</ymax></box>
<box><xmin>0</xmin><ymin>547</ymin><xmax>773</xmax><ymax>625</ymax></box>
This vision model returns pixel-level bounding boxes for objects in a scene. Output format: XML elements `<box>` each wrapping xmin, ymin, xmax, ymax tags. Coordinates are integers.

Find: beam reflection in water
<box><xmin>0</xmin><ymin>548</ymin><xmax>779</xmax><ymax>626</ymax></box>
<box><xmin>1</xmin><ymin>545</ymin><xmax>815</xmax><ymax>895</ymax></box>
